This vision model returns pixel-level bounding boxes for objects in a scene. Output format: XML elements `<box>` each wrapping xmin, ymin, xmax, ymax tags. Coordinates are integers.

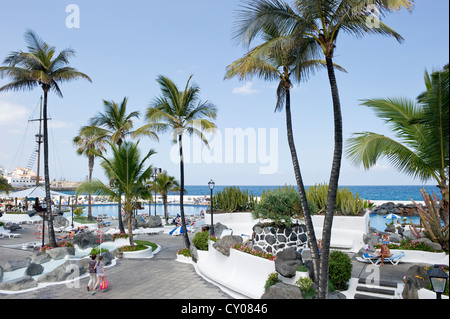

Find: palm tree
<box><xmin>232</xmin><ymin>0</ymin><xmax>412</xmax><ymax>298</ymax></box>
<box><xmin>346</xmin><ymin>65</ymin><xmax>449</xmax><ymax>227</ymax></box>
<box><xmin>136</xmin><ymin>75</ymin><xmax>217</xmax><ymax>248</ymax></box>
<box><xmin>150</xmin><ymin>170</ymin><xmax>181</xmax><ymax>224</ymax></box>
<box><xmin>0</xmin><ymin>176</ymin><xmax>13</xmax><ymax>194</ymax></box>
<box><xmin>80</xmin><ymin>97</ymin><xmax>153</xmax><ymax>233</ymax></box>
<box><xmin>78</xmin><ymin>141</ymin><xmax>155</xmax><ymax>246</ymax></box>
<box><xmin>225</xmin><ymin>23</ymin><xmax>346</xmax><ymax>281</ymax></box>
<box><xmin>0</xmin><ymin>30</ymin><xmax>91</xmax><ymax>247</ymax></box>
<box><xmin>81</xmin><ymin>97</ymin><xmax>146</xmax><ymax>147</ymax></box>
<box><xmin>73</xmin><ymin>128</ymin><xmax>107</xmax><ymax>221</ymax></box>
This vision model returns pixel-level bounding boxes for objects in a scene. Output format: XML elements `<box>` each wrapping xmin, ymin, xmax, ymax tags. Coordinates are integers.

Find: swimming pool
<box><xmin>369</xmin><ymin>213</ymin><xmax>421</xmax><ymax>232</ymax></box>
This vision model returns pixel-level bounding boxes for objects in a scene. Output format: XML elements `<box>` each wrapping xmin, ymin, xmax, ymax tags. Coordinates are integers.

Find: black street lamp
<box><xmin>208</xmin><ymin>179</ymin><xmax>215</xmax><ymax>236</ymax></box>
<box><xmin>71</xmin><ymin>195</ymin><xmax>75</xmax><ymax>228</ymax></box>
<box><xmin>427</xmin><ymin>264</ymin><xmax>448</xmax><ymax>299</ymax></box>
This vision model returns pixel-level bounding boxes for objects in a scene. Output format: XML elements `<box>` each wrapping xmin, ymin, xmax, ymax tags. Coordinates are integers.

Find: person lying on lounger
<box><xmin>377</xmin><ymin>235</ymin><xmax>392</xmax><ymax>266</ymax></box>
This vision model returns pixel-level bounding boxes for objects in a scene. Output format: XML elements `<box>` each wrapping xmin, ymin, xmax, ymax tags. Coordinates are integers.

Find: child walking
<box><xmin>91</xmin><ymin>255</ymin><xmax>105</xmax><ymax>294</ymax></box>
<box><xmin>87</xmin><ymin>254</ymin><xmax>97</xmax><ymax>291</ymax></box>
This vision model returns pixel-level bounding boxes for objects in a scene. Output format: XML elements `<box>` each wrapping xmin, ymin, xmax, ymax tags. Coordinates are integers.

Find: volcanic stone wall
<box><xmin>252</xmin><ymin>223</ymin><xmax>308</xmax><ymax>255</ymax></box>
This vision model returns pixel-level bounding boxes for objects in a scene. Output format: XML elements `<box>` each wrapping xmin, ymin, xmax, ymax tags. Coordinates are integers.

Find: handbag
<box><xmin>100</xmin><ymin>277</ymin><xmax>109</xmax><ymax>290</ymax></box>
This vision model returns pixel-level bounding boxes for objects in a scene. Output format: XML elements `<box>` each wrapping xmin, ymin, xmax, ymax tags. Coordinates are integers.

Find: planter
<box><xmin>122</xmin><ymin>246</ymin><xmax>153</xmax><ymax>259</ymax></box>
<box><xmin>196</xmin><ymin>240</ymin><xmax>276</xmax><ymax>299</ymax></box>
<box><xmin>176</xmin><ymin>254</ymin><xmax>193</xmax><ymax>264</ymax></box>
<box><xmin>279</xmin><ymin>271</ymin><xmax>309</xmax><ymax>286</ymax></box>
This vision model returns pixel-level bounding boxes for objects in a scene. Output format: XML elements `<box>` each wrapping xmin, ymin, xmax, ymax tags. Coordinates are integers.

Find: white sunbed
<box><xmin>0</xmin><ymin>228</ymin><xmax>21</xmax><ymax>238</ymax></box>
<box><xmin>356</xmin><ymin>251</ymin><xmax>406</xmax><ymax>266</ymax></box>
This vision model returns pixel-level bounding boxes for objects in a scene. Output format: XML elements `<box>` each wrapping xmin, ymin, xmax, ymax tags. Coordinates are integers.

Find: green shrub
<box><xmin>296</xmin><ymin>276</ymin><xmax>313</xmax><ymax>290</ymax></box>
<box><xmin>264</xmin><ymin>272</ymin><xmax>280</xmax><ymax>291</ymax></box>
<box><xmin>192</xmin><ymin>231</ymin><xmax>210</xmax><ymax>250</ymax></box>
<box><xmin>253</xmin><ymin>187</ymin><xmax>302</xmax><ymax>227</ymax></box>
<box><xmin>73</xmin><ymin>208</ymin><xmax>84</xmax><ymax>218</ymax></box>
<box><xmin>90</xmin><ymin>247</ymin><xmax>109</xmax><ymax>255</ymax></box>
<box><xmin>328</xmin><ymin>250</ymin><xmax>352</xmax><ymax>290</ymax></box>
<box><xmin>296</xmin><ymin>265</ymin><xmax>309</xmax><ymax>272</ymax></box>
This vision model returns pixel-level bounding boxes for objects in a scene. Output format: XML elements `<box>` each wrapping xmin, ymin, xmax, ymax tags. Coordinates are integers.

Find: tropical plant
<box><xmin>77</xmin><ymin>141</ymin><xmax>155</xmax><ymax>246</ymax></box>
<box><xmin>213</xmin><ymin>186</ymin><xmax>257</xmax><ymax>212</ymax></box>
<box><xmin>73</xmin><ymin>128</ymin><xmax>107</xmax><ymax>221</ymax></box>
<box><xmin>226</xmin><ymin>19</ymin><xmax>345</xmax><ymax>287</ymax></box>
<box><xmin>307</xmin><ymin>183</ymin><xmax>366</xmax><ymax>215</ymax></box>
<box><xmin>411</xmin><ymin>188</ymin><xmax>449</xmax><ymax>252</ymax></box>
<box><xmin>149</xmin><ymin>170</ymin><xmax>181</xmax><ymax>224</ymax></box>
<box><xmin>80</xmin><ymin>97</ymin><xmax>149</xmax><ymax>232</ymax></box>
<box><xmin>346</xmin><ymin>65</ymin><xmax>449</xmax><ymax>227</ymax></box>
<box><xmin>232</xmin><ymin>0</ymin><xmax>412</xmax><ymax>298</ymax></box>
<box><xmin>0</xmin><ymin>176</ymin><xmax>13</xmax><ymax>194</ymax></box>
<box><xmin>253</xmin><ymin>186</ymin><xmax>303</xmax><ymax>226</ymax></box>
<box><xmin>136</xmin><ymin>75</ymin><xmax>217</xmax><ymax>248</ymax></box>
<box><xmin>0</xmin><ymin>30</ymin><xmax>91</xmax><ymax>247</ymax></box>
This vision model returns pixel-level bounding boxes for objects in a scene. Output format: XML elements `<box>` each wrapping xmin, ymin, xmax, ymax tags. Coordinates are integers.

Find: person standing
<box><xmin>91</xmin><ymin>255</ymin><xmax>105</xmax><ymax>294</ymax></box>
<box><xmin>87</xmin><ymin>254</ymin><xmax>97</xmax><ymax>291</ymax></box>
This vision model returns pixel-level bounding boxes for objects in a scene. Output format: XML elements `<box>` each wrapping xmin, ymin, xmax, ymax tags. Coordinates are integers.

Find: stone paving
<box><xmin>0</xmin><ymin>228</ymin><xmax>231</xmax><ymax>299</ymax></box>
<box><xmin>0</xmin><ymin>221</ymin><xmax>413</xmax><ymax>300</ymax></box>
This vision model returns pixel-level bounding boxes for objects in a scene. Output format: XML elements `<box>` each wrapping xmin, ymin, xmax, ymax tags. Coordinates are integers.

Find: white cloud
<box><xmin>48</xmin><ymin>120</ymin><xmax>73</xmax><ymax>129</ymax></box>
<box><xmin>232</xmin><ymin>82</ymin><xmax>259</xmax><ymax>95</ymax></box>
<box><xmin>371</xmin><ymin>163</ymin><xmax>389</xmax><ymax>171</ymax></box>
<box><xmin>0</xmin><ymin>100</ymin><xmax>30</xmax><ymax>126</ymax></box>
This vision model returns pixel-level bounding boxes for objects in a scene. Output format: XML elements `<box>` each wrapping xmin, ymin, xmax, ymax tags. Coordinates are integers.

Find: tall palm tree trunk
<box><xmin>88</xmin><ymin>155</ymin><xmax>94</xmax><ymax>221</ymax></box>
<box><xmin>284</xmin><ymin>87</ymin><xmax>320</xmax><ymax>282</ymax></box>
<box><xmin>178</xmin><ymin>133</ymin><xmax>190</xmax><ymax>248</ymax></box>
<box><xmin>42</xmin><ymin>89</ymin><xmax>57</xmax><ymax>247</ymax></box>
<box><xmin>118</xmin><ymin>195</ymin><xmax>125</xmax><ymax>233</ymax></box>
<box><xmin>163</xmin><ymin>193</ymin><xmax>169</xmax><ymax>224</ymax></box>
<box><xmin>318</xmin><ymin>56</ymin><xmax>344</xmax><ymax>299</ymax></box>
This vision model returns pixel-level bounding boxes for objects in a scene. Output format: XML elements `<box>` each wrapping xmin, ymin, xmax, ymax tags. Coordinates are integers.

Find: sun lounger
<box><xmin>357</xmin><ymin>251</ymin><xmax>405</xmax><ymax>266</ymax></box>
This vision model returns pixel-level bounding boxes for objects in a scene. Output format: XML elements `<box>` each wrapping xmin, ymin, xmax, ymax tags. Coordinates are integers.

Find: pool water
<box><xmin>369</xmin><ymin>214</ymin><xmax>421</xmax><ymax>232</ymax></box>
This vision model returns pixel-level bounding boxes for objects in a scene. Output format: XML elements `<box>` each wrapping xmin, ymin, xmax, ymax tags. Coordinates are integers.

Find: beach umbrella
<box><xmin>169</xmin><ymin>226</ymin><xmax>183</xmax><ymax>236</ymax></box>
<box><xmin>384</xmin><ymin>213</ymin><xmax>400</xmax><ymax>220</ymax></box>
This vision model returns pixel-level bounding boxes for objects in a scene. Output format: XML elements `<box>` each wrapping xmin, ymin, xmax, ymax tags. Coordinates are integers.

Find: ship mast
<box><xmin>29</xmin><ymin>96</ymin><xmax>44</xmax><ymax>186</ymax></box>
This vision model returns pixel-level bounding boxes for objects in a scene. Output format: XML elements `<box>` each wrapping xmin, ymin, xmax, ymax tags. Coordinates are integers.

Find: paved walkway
<box><xmin>0</xmin><ymin>227</ymin><xmax>231</xmax><ymax>299</ymax></box>
<box><xmin>0</xmin><ymin>222</ymin><xmax>413</xmax><ymax>300</ymax></box>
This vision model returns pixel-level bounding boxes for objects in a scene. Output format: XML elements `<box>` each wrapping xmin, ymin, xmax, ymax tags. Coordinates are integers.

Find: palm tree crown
<box><xmin>0</xmin><ymin>30</ymin><xmax>91</xmax><ymax>247</ymax></box>
<box><xmin>138</xmin><ymin>75</ymin><xmax>217</xmax><ymax>248</ymax></box>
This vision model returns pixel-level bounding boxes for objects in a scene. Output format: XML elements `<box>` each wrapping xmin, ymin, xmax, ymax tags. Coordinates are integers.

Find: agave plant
<box><xmin>411</xmin><ymin>188</ymin><xmax>449</xmax><ymax>252</ymax></box>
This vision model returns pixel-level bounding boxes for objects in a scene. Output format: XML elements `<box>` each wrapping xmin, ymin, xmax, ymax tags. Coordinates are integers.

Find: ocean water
<box><xmin>172</xmin><ymin>184</ymin><xmax>439</xmax><ymax>201</ymax></box>
<box><xmin>60</xmin><ymin>184</ymin><xmax>438</xmax><ymax>201</ymax></box>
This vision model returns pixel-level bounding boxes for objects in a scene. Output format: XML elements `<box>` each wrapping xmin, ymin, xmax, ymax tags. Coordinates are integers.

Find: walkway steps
<box><xmin>354</xmin><ymin>278</ymin><xmax>401</xmax><ymax>299</ymax></box>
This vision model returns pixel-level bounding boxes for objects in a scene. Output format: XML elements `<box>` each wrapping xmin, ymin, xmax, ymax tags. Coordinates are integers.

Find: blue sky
<box><xmin>0</xmin><ymin>0</ymin><xmax>448</xmax><ymax>187</ymax></box>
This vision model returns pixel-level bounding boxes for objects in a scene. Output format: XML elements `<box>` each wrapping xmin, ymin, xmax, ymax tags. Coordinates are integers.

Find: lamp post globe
<box><xmin>427</xmin><ymin>264</ymin><xmax>448</xmax><ymax>299</ymax></box>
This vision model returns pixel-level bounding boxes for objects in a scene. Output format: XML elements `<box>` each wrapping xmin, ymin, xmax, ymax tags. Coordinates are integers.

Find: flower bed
<box><xmin>40</xmin><ymin>241</ymin><xmax>74</xmax><ymax>252</ymax></box>
<box><xmin>231</xmin><ymin>243</ymin><xmax>276</xmax><ymax>261</ymax></box>
<box><xmin>119</xmin><ymin>244</ymin><xmax>154</xmax><ymax>259</ymax></box>
<box><xmin>176</xmin><ymin>248</ymin><xmax>193</xmax><ymax>264</ymax></box>
<box><xmin>195</xmin><ymin>241</ymin><xmax>276</xmax><ymax>298</ymax></box>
